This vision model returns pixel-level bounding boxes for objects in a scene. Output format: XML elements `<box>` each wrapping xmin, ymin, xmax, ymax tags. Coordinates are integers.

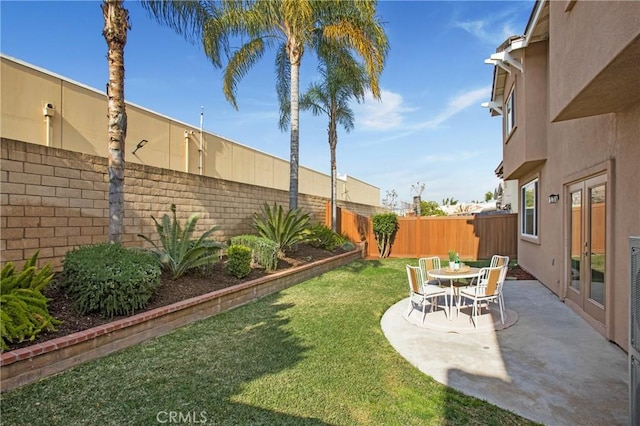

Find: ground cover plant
<box><xmin>0</xmin><ymin>258</ymin><xmax>537</xmax><ymax>425</ymax></box>
<box><xmin>0</xmin><ymin>252</ymin><xmax>60</xmax><ymax>350</ymax></box>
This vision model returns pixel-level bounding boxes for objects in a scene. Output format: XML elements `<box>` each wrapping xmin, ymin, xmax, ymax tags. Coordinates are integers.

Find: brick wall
<box><xmin>1</xmin><ymin>139</ymin><xmax>377</xmax><ymax>269</ymax></box>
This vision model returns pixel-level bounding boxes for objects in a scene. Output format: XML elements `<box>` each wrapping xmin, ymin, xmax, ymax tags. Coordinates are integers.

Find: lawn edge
<box><xmin>0</xmin><ymin>245</ymin><xmax>365</xmax><ymax>392</ymax></box>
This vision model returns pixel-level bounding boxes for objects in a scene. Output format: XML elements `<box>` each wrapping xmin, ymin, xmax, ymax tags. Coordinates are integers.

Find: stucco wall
<box><xmin>0</xmin><ymin>55</ymin><xmax>380</xmax><ymax>207</ymax></box>
<box><xmin>549</xmin><ymin>1</ymin><xmax>640</xmax><ymax>120</ymax></box>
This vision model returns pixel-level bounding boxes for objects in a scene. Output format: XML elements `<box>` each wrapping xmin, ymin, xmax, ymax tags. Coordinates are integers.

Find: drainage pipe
<box><xmin>45</xmin><ymin>115</ymin><xmax>51</xmax><ymax>147</ymax></box>
<box><xmin>42</xmin><ymin>103</ymin><xmax>55</xmax><ymax>147</ymax></box>
<box><xmin>184</xmin><ymin>130</ymin><xmax>190</xmax><ymax>173</ymax></box>
<box><xmin>199</xmin><ymin>107</ymin><xmax>204</xmax><ymax>175</ymax></box>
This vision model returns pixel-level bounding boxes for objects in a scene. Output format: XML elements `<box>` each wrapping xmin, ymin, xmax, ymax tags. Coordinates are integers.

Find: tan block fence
<box><xmin>1</xmin><ymin>139</ymin><xmax>381</xmax><ymax>270</ymax></box>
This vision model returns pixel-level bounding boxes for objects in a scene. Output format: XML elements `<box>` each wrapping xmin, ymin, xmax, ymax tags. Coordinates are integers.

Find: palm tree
<box><xmin>102</xmin><ymin>0</ymin><xmax>130</xmax><ymax>243</ymax></box>
<box><xmin>201</xmin><ymin>0</ymin><xmax>388</xmax><ymax>210</ymax></box>
<box><xmin>99</xmin><ymin>1</ymin><xmax>214</xmax><ymax>243</ymax></box>
<box><xmin>294</xmin><ymin>51</ymin><xmax>368</xmax><ymax>231</ymax></box>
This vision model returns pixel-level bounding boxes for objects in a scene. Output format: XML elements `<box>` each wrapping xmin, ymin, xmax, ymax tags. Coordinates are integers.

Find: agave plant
<box><xmin>253</xmin><ymin>203</ymin><xmax>310</xmax><ymax>257</ymax></box>
<box><xmin>138</xmin><ymin>204</ymin><xmax>223</xmax><ymax>279</ymax></box>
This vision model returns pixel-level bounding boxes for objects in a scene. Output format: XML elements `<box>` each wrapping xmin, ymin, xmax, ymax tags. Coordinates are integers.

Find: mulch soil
<box><xmin>5</xmin><ymin>249</ymin><xmax>535</xmax><ymax>352</ymax></box>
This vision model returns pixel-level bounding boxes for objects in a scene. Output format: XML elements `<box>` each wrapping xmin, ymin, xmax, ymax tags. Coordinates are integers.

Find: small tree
<box><xmin>485</xmin><ymin>191</ymin><xmax>494</xmax><ymax>202</ymax></box>
<box><xmin>420</xmin><ymin>201</ymin><xmax>446</xmax><ymax>217</ymax></box>
<box><xmin>382</xmin><ymin>189</ymin><xmax>398</xmax><ymax>210</ymax></box>
<box><xmin>372</xmin><ymin>213</ymin><xmax>398</xmax><ymax>258</ymax></box>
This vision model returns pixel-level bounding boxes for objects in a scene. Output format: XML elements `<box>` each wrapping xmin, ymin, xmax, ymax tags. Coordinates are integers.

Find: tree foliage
<box><xmin>145</xmin><ymin>1</ymin><xmax>388</xmax><ymax>210</ymax></box>
<box><xmin>420</xmin><ymin>201</ymin><xmax>446</xmax><ymax>217</ymax></box>
<box><xmin>296</xmin><ymin>49</ymin><xmax>369</xmax><ymax>231</ymax></box>
<box><xmin>372</xmin><ymin>213</ymin><xmax>398</xmax><ymax>258</ymax></box>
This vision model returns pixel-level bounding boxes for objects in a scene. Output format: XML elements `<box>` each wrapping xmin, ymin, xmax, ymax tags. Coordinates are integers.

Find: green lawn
<box><xmin>0</xmin><ymin>258</ymin><xmax>536</xmax><ymax>425</ymax></box>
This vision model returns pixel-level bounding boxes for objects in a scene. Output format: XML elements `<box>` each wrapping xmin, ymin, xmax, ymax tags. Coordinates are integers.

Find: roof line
<box><xmin>0</xmin><ymin>53</ymin><xmax>316</xmax><ymax>170</ymax></box>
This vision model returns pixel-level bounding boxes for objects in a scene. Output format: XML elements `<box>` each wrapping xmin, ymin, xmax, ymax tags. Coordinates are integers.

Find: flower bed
<box><xmin>0</xmin><ymin>246</ymin><xmax>364</xmax><ymax>392</ymax></box>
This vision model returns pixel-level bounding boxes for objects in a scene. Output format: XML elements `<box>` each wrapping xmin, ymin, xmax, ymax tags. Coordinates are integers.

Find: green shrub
<box><xmin>230</xmin><ymin>235</ymin><xmax>279</xmax><ymax>271</ymax></box>
<box><xmin>372</xmin><ymin>213</ymin><xmax>399</xmax><ymax>258</ymax></box>
<box><xmin>0</xmin><ymin>252</ymin><xmax>61</xmax><ymax>350</ymax></box>
<box><xmin>138</xmin><ymin>204</ymin><xmax>224</xmax><ymax>279</ymax></box>
<box><xmin>306</xmin><ymin>224</ymin><xmax>347</xmax><ymax>251</ymax></box>
<box><xmin>340</xmin><ymin>240</ymin><xmax>356</xmax><ymax>252</ymax></box>
<box><xmin>59</xmin><ymin>244</ymin><xmax>162</xmax><ymax>318</ymax></box>
<box><xmin>253</xmin><ymin>203</ymin><xmax>310</xmax><ymax>257</ymax></box>
<box><xmin>226</xmin><ymin>245</ymin><xmax>252</xmax><ymax>278</ymax></box>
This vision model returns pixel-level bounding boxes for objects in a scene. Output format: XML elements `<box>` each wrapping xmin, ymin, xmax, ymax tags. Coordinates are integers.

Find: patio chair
<box><xmin>406</xmin><ymin>265</ymin><xmax>449</xmax><ymax>323</ymax></box>
<box><xmin>418</xmin><ymin>256</ymin><xmax>443</xmax><ymax>287</ymax></box>
<box><xmin>490</xmin><ymin>254</ymin><xmax>510</xmax><ymax>269</ymax></box>
<box><xmin>490</xmin><ymin>254</ymin><xmax>510</xmax><ymax>307</ymax></box>
<box><xmin>457</xmin><ymin>265</ymin><xmax>507</xmax><ymax>328</ymax></box>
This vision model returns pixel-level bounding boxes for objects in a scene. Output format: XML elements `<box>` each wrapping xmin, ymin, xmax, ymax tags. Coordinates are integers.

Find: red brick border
<box><xmin>0</xmin><ymin>247</ymin><xmax>364</xmax><ymax>392</ymax></box>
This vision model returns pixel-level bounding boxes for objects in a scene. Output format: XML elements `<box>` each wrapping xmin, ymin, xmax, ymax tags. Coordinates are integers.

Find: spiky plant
<box><xmin>138</xmin><ymin>204</ymin><xmax>223</xmax><ymax>279</ymax></box>
<box><xmin>252</xmin><ymin>203</ymin><xmax>310</xmax><ymax>257</ymax></box>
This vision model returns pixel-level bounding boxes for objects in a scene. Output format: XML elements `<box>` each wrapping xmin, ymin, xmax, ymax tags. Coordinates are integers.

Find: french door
<box><xmin>566</xmin><ymin>174</ymin><xmax>607</xmax><ymax>324</ymax></box>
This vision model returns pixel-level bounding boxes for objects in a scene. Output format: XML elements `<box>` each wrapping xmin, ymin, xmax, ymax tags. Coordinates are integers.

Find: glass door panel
<box><xmin>566</xmin><ymin>175</ymin><xmax>606</xmax><ymax>324</ymax></box>
<box><xmin>569</xmin><ymin>189</ymin><xmax>582</xmax><ymax>292</ymax></box>
<box><xmin>586</xmin><ymin>182</ymin><xmax>606</xmax><ymax>321</ymax></box>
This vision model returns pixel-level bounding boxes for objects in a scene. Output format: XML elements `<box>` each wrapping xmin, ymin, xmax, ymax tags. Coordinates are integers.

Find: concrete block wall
<box><xmin>1</xmin><ymin>139</ymin><xmax>375</xmax><ymax>270</ymax></box>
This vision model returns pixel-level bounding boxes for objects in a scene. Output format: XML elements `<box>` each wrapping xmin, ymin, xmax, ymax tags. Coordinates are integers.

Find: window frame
<box><xmin>520</xmin><ymin>178</ymin><xmax>538</xmax><ymax>239</ymax></box>
<box><xmin>505</xmin><ymin>88</ymin><xmax>515</xmax><ymax>136</ymax></box>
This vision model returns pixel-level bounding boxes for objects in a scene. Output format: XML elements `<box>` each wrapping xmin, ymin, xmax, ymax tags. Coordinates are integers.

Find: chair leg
<box><xmin>498</xmin><ymin>297</ymin><xmax>505</xmax><ymax>324</ymax></box>
<box><xmin>472</xmin><ymin>299</ymin><xmax>479</xmax><ymax>328</ymax></box>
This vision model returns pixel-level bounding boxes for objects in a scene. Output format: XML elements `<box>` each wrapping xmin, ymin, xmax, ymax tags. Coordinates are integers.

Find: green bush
<box><xmin>372</xmin><ymin>213</ymin><xmax>399</xmax><ymax>258</ymax></box>
<box><xmin>0</xmin><ymin>252</ymin><xmax>61</xmax><ymax>350</ymax></box>
<box><xmin>306</xmin><ymin>224</ymin><xmax>347</xmax><ymax>251</ymax></box>
<box><xmin>230</xmin><ymin>235</ymin><xmax>279</xmax><ymax>271</ymax></box>
<box><xmin>138</xmin><ymin>204</ymin><xmax>224</xmax><ymax>279</ymax></box>
<box><xmin>340</xmin><ymin>240</ymin><xmax>356</xmax><ymax>252</ymax></box>
<box><xmin>226</xmin><ymin>245</ymin><xmax>252</xmax><ymax>278</ymax></box>
<box><xmin>253</xmin><ymin>203</ymin><xmax>310</xmax><ymax>257</ymax></box>
<box><xmin>59</xmin><ymin>244</ymin><xmax>162</xmax><ymax>318</ymax></box>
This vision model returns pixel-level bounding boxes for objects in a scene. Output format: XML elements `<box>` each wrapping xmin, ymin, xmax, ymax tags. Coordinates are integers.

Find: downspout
<box><xmin>184</xmin><ymin>130</ymin><xmax>191</xmax><ymax>173</ymax></box>
<box><xmin>199</xmin><ymin>107</ymin><xmax>204</xmax><ymax>175</ymax></box>
<box><xmin>42</xmin><ymin>103</ymin><xmax>55</xmax><ymax>147</ymax></box>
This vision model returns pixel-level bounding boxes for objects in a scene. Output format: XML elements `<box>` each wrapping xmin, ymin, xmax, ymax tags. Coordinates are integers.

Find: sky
<box><xmin>0</xmin><ymin>0</ymin><xmax>534</xmax><ymax>207</ymax></box>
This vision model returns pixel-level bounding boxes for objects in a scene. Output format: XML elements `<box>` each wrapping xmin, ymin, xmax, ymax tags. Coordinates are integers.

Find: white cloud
<box><xmin>353</xmin><ymin>86</ymin><xmax>491</xmax><ymax>147</ymax></box>
<box><xmin>354</xmin><ymin>90</ymin><xmax>416</xmax><ymax>131</ymax></box>
<box><xmin>414</xmin><ymin>86</ymin><xmax>491</xmax><ymax>130</ymax></box>
<box><xmin>453</xmin><ymin>7</ymin><xmax>525</xmax><ymax>45</ymax></box>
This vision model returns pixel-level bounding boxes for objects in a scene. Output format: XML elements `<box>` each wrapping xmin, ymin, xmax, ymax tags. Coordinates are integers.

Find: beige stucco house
<box><xmin>484</xmin><ymin>0</ymin><xmax>639</xmax><ymax>351</ymax></box>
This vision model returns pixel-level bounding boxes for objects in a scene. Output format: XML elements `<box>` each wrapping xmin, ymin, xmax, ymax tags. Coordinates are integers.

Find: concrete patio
<box><xmin>381</xmin><ymin>280</ymin><xmax>629</xmax><ymax>425</ymax></box>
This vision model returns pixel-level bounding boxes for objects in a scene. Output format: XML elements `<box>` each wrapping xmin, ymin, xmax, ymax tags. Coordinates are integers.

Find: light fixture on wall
<box><xmin>132</xmin><ymin>139</ymin><xmax>148</xmax><ymax>155</ymax></box>
<box><xmin>548</xmin><ymin>194</ymin><xmax>560</xmax><ymax>204</ymax></box>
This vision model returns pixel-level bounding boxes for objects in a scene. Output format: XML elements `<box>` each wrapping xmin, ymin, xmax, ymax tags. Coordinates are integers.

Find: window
<box><xmin>506</xmin><ymin>88</ymin><xmax>515</xmax><ymax>135</ymax></box>
<box><xmin>521</xmin><ymin>179</ymin><xmax>538</xmax><ymax>237</ymax></box>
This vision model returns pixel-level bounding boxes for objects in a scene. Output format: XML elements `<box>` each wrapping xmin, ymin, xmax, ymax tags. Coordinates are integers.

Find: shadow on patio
<box><xmin>381</xmin><ymin>280</ymin><xmax>628</xmax><ymax>425</ymax></box>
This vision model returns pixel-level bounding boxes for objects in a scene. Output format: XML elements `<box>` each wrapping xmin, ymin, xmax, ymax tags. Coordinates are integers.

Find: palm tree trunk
<box><xmin>102</xmin><ymin>0</ymin><xmax>129</xmax><ymax>243</ymax></box>
<box><xmin>329</xmin><ymin>124</ymin><xmax>338</xmax><ymax>232</ymax></box>
<box><xmin>289</xmin><ymin>60</ymin><xmax>300</xmax><ymax>210</ymax></box>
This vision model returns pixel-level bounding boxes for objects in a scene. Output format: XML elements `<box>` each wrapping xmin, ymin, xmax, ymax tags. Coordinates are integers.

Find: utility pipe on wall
<box><xmin>42</xmin><ymin>103</ymin><xmax>55</xmax><ymax>147</ymax></box>
<box><xmin>184</xmin><ymin>130</ymin><xmax>190</xmax><ymax>173</ymax></box>
<box><xmin>199</xmin><ymin>107</ymin><xmax>204</xmax><ymax>175</ymax></box>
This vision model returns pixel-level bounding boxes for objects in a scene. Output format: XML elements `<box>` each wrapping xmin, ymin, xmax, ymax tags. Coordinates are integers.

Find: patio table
<box><xmin>429</xmin><ymin>266</ymin><xmax>481</xmax><ymax>320</ymax></box>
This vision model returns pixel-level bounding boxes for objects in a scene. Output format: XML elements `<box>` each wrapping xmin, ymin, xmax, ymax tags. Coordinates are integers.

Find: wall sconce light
<box><xmin>548</xmin><ymin>194</ymin><xmax>560</xmax><ymax>204</ymax></box>
<box><xmin>132</xmin><ymin>139</ymin><xmax>148</xmax><ymax>155</ymax></box>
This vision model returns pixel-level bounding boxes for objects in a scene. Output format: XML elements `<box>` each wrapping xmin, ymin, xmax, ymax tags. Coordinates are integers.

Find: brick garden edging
<box><xmin>0</xmin><ymin>247</ymin><xmax>364</xmax><ymax>392</ymax></box>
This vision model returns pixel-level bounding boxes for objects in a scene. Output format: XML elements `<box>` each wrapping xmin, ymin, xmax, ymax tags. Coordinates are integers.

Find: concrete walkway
<box><xmin>381</xmin><ymin>280</ymin><xmax>629</xmax><ymax>425</ymax></box>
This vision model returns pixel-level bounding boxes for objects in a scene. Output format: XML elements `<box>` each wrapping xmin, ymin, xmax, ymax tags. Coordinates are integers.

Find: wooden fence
<box><xmin>326</xmin><ymin>203</ymin><xmax>518</xmax><ymax>260</ymax></box>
